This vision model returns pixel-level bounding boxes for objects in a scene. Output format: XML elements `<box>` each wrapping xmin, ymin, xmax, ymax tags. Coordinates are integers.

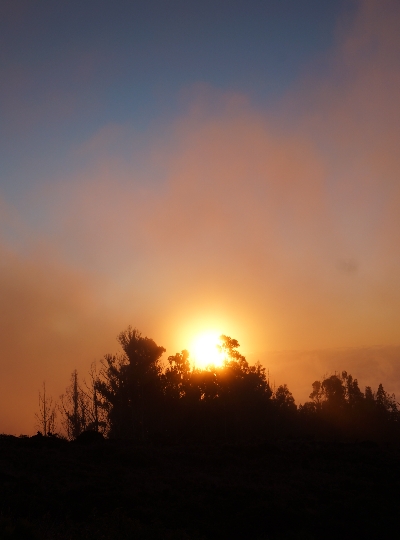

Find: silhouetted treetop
<box><xmin>272</xmin><ymin>384</ymin><xmax>296</xmax><ymax>413</ymax></box>
<box><xmin>50</xmin><ymin>326</ymin><xmax>400</xmax><ymax>443</ymax></box>
<box><xmin>117</xmin><ymin>326</ymin><xmax>166</xmax><ymax>375</ymax></box>
<box><xmin>300</xmin><ymin>370</ymin><xmax>400</xmax><ymax>440</ymax></box>
<box><xmin>95</xmin><ymin>327</ymin><xmax>166</xmax><ymax>439</ymax></box>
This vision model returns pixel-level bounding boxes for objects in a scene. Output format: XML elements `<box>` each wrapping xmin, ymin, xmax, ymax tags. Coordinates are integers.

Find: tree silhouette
<box><xmin>300</xmin><ymin>371</ymin><xmax>400</xmax><ymax>439</ymax></box>
<box><xmin>35</xmin><ymin>382</ymin><xmax>57</xmax><ymax>436</ymax></box>
<box><xmin>198</xmin><ymin>335</ymin><xmax>273</xmax><ymax>440</ymax></box>
<box><xmin>51</xmin><ymin>326</ymin><xmax>400</xmax><ymax>443</ymax></box>
<box><xmin>59</xmin><ymin>370</ymin><xmax>90</xmax><ymax>440</ymax></box>
<box><xmin>308</xmin><ymin>380</ymin><xmax>323</xmax><ymax>410</ymax></box>
<box><xmin>163</xmin><ymin>349</ymin><xmax>191</xmax><ymax>401</ymax></box>
<box><xmin>83</xmin><ymin>361</ymin><xmax>108</xmax><ymax>434</ymax></box>
<box><xmin>93</xmin><ymin>331</ymin><xmax>277</xmax><ymax>442</ymax></box>
<box><xmin>272</xmin><ymin>384</ymin><xmax>296</xmax><ymax>413</ymax></box>
<box><xmin>96</xmin><ymin>327</ymin><xmax>166</xmax><ymax>440</ymax></box>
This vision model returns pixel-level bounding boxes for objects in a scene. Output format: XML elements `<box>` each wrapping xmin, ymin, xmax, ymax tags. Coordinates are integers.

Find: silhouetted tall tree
<box><xmin>96</xmin><ymin>327</ymin><xmax>166</xmax><ymax>440</ymax></box>
<box><xmin>83</xmin><ymin>361</ymin><xmax>108</xmax><ymax>434</ymax></box>
<box><xmin>60</xmin><ymin>370</ymin><xmax>89</xmax><ymax>440</ymax></box>
<box><xmin>272</xmin><ymin>384</ymin><xmax>296</xmax><ymax>414</ymax></box>
<box><xmin>35</xmin><ymin>382</ymin><xmax>57</xmax><ymax>436</ymax></box>
<box><xmin>375</xmin><ymin>383</ymin><xmax>399</xmax><ymax>422</ymax></box>
<box><xmin>214</xmin><ymin>335</ymin><xmax>272</xmax><ymax>440</ymax></box>
<box><xmin>163</xmin><ymin>349</ymin><xmax>191</xmax><ymax>401</ymax></box>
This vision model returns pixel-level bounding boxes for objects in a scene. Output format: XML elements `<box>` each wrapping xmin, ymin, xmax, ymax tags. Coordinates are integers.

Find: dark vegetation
<box><xmin>1</xmin><ymin>327</ymin><xmax>400</xmax><ymax>538</ymax></box>
<box><xmin>49</xmin><ymin>327</ymin><xmax>400</xmax><ymax>444</ymax></box>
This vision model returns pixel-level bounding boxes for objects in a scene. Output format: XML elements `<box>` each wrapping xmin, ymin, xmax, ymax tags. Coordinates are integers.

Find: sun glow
<box><xmin>190</xmin><ymin>331</ymin><xmax>224</xmax><ymax>368</ymax></box>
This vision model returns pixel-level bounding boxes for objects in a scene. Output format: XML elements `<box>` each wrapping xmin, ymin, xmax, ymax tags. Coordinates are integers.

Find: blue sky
<box><xmin>0</xmin><ymin>0</ymin><xmax>350</xmax><ymax>197</ymax></box>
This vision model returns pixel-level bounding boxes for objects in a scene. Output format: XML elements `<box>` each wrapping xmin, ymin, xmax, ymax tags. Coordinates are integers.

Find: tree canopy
<box><xmin>47</xmin><ymin>326</ymin><xmax>400</xmax><ymax>443</ymax></box>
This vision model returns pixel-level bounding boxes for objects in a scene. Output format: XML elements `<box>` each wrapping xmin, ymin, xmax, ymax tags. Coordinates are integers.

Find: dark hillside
<box><xmin>0</xmin><ymin>435</ymin><xmax>400</xmax><ymax>539</ymax></box>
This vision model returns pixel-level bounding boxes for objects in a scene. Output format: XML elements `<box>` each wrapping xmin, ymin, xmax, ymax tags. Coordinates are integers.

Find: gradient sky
<box><xmin>1</xmin><ymin>0</ymin><xmax>400</xmax><ymax>434</ymax></box>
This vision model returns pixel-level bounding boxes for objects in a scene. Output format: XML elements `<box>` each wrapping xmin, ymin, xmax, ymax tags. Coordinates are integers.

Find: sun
<box><xmin>190</xmin><ymin>331</ymin><xmax>224</xmax><ymax>369</ymax></box>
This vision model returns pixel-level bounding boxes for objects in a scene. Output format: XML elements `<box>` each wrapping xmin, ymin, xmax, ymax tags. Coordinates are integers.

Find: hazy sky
<box><xmin>1</xmin><ymin>0</ymin><xmax>400</xmax><ymax>433</ymax></box>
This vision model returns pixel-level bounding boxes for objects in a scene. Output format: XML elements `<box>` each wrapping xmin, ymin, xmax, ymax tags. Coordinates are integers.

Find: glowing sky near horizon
<box><xmin>1</xmin><ymin>0</ymin><xmax>400</xmax><ymax>434</ymax></box>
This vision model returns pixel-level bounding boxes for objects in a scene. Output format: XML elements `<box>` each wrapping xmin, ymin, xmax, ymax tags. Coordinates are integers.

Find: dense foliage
<box><xmin>20</xmin><ymin>327</ymin><xmax>400</xmax><ymax>538</ymax></box>
<box><xmin>53</xmin><ymin>327</ymin><xmax>400</xmax><ymax>443</ymax></box>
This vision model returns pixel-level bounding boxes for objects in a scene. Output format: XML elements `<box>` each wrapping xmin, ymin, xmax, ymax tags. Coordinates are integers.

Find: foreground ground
<box><xmin>0</xmin><ymin>435</ymin><xmax>399</xmax><ymax>539</ymax></box>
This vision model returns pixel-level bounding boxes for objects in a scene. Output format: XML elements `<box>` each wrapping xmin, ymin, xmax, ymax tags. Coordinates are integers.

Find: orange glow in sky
<box><xmin>1</xmin><ymin>0</ymin><xmax>400</xmax><ymax>435</ymax></box>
